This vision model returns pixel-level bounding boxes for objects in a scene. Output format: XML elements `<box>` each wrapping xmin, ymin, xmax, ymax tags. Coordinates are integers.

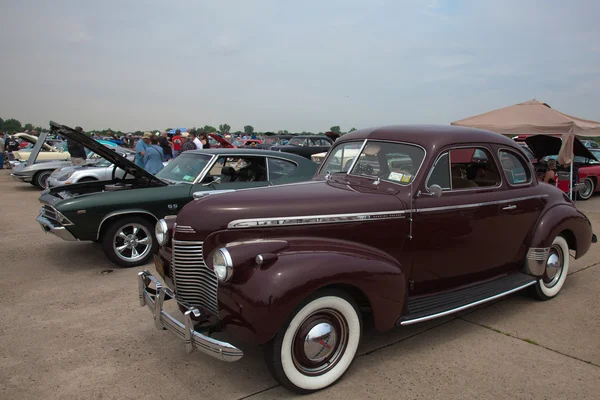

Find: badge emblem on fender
<box><xmin>168</xmin><ymin>204</ymin><xmax>178</xmax><ymax>210</ymax></box>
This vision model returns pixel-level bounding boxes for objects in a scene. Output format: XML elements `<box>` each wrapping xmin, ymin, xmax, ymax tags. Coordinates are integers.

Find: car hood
<box><xmin>176</xmin><ymin>179</ymin><xmax>406</xmax><ymax>238</ymax></box>
<box><xmin>525</xmin><ymin>135</ymin><xmax>597</xmax><ymax>161</ymax></box>
<box><xmin>209</xmin><ymin>133</ymin><xmax>234</xmax><ymax>148</ymax></box>
<box><xmin>49</xmin><ymin>121</ymin><xmax>167</xmax><ymax>187</ymax></box>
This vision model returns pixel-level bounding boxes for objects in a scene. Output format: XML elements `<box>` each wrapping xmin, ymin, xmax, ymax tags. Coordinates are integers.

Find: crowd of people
<box><xmin>133</xmin><ymin>129</ymin><xmax>211</xmax><ymax>174</ymax></box>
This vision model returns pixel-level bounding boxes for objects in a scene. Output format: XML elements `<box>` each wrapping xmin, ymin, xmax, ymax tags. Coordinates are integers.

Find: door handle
<box><xmin>502</xmin><ymin>205</ymin><xmax>517</xmax><ymax>210</ymax></box>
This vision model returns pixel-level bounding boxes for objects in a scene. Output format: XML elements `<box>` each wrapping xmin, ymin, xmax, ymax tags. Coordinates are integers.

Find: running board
<box><xmin>398</xmin><ymin>273</ymin><xmax>537</xmax><ymax>326</ymax></box>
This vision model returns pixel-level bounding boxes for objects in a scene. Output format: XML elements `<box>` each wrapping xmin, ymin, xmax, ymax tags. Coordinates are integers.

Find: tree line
<box><xmin>1</xmin><ymin>117</ymin><xmax>358</xmax><ymax>137</ymax></box>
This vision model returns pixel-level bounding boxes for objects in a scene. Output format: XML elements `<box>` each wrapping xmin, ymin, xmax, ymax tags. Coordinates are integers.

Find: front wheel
<box><xmin>101</xmin><ymin>217</ymin><xmax>155</xmax><ymax>268</ymax></box>
<box><xmin>577</xmin><ymin>178</ymin><xmax>595</xmax><ymax>200</ymax></box>
<box><xmin>34</xmin><ymin>170</ymin><xmax>52</xmax><ymax>189</ymax></box>
<box><xmin>530</xmin><ymin>236</ymin><xmax>570</xmax><ymax>301</ymax></box>
<box><xmin>265</xmin><ymin>290</ymin><xmax>362</xmax><ymax>394</ymax></box>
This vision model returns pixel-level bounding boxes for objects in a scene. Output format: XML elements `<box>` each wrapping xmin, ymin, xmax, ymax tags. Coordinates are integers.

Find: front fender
<box><xmin>214</xmin><ymin>237</ymin><xmax>407</xmax><ymax>345</ymax></box>
<box><xmin>529</xmin><ymin>204</ymin><xmax>592</xmax><ymax>259</ymax></box>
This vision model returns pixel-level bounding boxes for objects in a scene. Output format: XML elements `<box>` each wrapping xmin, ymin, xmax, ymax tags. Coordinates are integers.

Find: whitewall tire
<box><xmin>531</xmin><ymin>236</ymin><xmax>569</xmax><ymax>300</ymax></box>
<box><xmin>265</xmin><ymin>290</ymin><xmax>362</xmax><ymax>393</ymax></box>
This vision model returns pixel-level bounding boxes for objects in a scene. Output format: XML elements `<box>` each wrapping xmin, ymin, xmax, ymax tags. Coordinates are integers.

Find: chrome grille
<box><xmin>172</xmin><ymin>240</ymin><xmax>219</xmax><ymax>315</ymax></box>
<box><xmin>41</xmin><ymin>205</ymin><xmax>59</xmax><ymax>224</ymax></box>
<box><xmin>175</xmin><ymin>225</ymin><xmax>196</xmax><ymax>234</ymax></box>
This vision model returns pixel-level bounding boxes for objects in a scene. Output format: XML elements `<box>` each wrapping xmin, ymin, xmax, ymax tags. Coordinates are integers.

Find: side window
<box><xmin>321</xmin><ymin>140</ymin><xmax>332</xmax><ymax>148</ymax></box>
<box><xmin>427</xmin><ymin>147</ymin><xmax>501</xmax><ymax>190</ymax></box>
<box><xmin>268</xmin><ymin>158</ymin><xmax>297</xmax><ymax>180</ymax></box>
<box><xmin>426</xmin><ymin>152</ymin><xmax>451</xmax><ymax>190</ymax></box>
<box><xmin>204</xmin><ymin>156</ymin><xmax>268</xmax><ymax>183</ymax></box>
<box><xmin>499</xmin><ymin>150</ymin><xmax>531</xmax><ymax>185</ymax></box>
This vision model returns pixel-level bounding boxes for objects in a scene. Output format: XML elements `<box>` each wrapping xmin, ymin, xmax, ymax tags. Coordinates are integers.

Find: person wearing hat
<box><xmin>136</xmin><ymin>132</ymin><xmax>152</xmax><ymax>167</ymax></box>
<box><xmin>180</xmin><ymin>132</ymin><xmax>196</xmax><ymax>153</ymax></box>
<box><xmin>68</xmin><ymin>126</ymin><xmax>88</xmax><ymax>166</ymax></box>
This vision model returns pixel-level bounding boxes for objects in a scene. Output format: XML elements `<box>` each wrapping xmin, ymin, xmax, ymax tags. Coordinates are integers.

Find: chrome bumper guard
<box><xmin>36</xmin><ymin>214</ymin><xmax>78</xmax><ymax>241</ymax></box>
<box><xmin>137</xmin><ymin>270</ymin><xmax>243</xmax><ymax>362</ymax></box>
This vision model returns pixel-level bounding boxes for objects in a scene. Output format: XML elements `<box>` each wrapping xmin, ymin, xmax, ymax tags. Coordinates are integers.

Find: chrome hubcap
<box><xmin>304</xmin><ymin>323</ymin><xmax>337</xmax><ymax>363</ymax></box>
<box><xmin>581</xmin><ymin>180</ymin><xmax>593</xmax><ymax>197</ymax></box>
<box><xmin>292</xmin><ymin>309</ymin><xmax>348</xmax><ymax>376</ymax></box>
<box><xmin>113</xmin><ymin>223</ymin><xmax>151</xmax><ymax>262</ymax></box>
<box><xmin>543</xmin><ymin>245</ymin><xmax>563</xmax><ymax>288</ymax></box>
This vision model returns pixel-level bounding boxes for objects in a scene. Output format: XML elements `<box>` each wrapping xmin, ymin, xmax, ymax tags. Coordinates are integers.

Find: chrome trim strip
<box><xmin>175</xmin><ymin>225</ymin><xmax>196</xmax><ymax>234</ymax></box>
<box><xmin>227</xmin><ymin>194</ymin><xmax>549</xmax><ymax>229</ymax></box>
<box><xmin>228</xmin><ymin>210</ymin><xmax>409</xmax><ymax>229</ymax></box>
<box><xmin>399</xmin><ymin>280</ymin><xmax>537</xmax><ymax>325</ymax></box>
<box><xmin>96</xmin><ymin>210</ymin><xmax>157</xmax><ymax>240</ymax></box>
<box><xmin>416</xmin><ymin>194</ymin><xmax>548</xmax><ymax>213</ymax></box>
<box><xmin>525</xmin><ymin>247</ymin><xmax>550</xmax><ymax>275</ymax></box>
<box><xmin>526</xmin><ymin>247</ymin><xmax>550</xmax><ymax>261</ymax></box>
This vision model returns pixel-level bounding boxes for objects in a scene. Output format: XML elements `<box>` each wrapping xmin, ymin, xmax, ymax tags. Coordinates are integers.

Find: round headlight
<box><xmin>212</xmin><ymin>248</ymin><xmax>233</xmax><ymax>282</ymax></box>
<box><xmin>155</xmin><ymin>219</ymin><xmax>169</xmax><ymax>246</ymax></box>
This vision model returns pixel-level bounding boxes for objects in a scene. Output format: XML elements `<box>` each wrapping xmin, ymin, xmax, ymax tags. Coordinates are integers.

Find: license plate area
<box><xmin>154</xmin><ymin>254</ymin><xmax>165</xmax><ymax>278</ymax></box>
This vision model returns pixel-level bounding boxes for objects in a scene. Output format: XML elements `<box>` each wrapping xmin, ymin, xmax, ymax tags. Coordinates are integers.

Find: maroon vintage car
<box><xmin>139</xmin><ymin>125</ymin><xmax>595</xmax><ymax>393</ymax></box>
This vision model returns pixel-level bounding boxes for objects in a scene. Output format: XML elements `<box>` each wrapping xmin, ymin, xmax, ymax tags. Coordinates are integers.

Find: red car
<box><xmin>208</xmin><ymin>134</ymin><xmax>234</xmax><ymax>148</ymax></box>
<box><xmin>525</xmin><ymin>135</ymin><xmax>600</xmax><ymax>200</ymax></box>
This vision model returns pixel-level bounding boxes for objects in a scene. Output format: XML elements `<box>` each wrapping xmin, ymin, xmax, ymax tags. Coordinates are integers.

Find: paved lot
<box><xmin>0</xmin><ymin>169</ymin><xmax>599</xmax><ymax>400</ymax></box>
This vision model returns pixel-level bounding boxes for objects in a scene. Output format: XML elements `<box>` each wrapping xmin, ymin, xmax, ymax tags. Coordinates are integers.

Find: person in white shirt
<box><xmin>191</xmin><ymin>132</ymin><xmax>202</xmax><ymax>150</ymax></box>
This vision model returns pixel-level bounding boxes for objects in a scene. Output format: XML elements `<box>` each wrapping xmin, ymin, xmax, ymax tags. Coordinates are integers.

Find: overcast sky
<box><xmin>1</xmin><ymin>0</ymin><xmax>599</xmax><ymax>132</ymax></box>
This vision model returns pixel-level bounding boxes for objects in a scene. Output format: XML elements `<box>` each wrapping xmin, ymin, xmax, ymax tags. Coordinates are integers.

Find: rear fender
<box><xmin>525</xmin><ymin>204</ymin><xmax>592</xmax><ymax>276</ymax></box>
<box><xmin>212</xmin><ymin>237</ymin><xmax>407</xmax><ymax>345</ymax></box>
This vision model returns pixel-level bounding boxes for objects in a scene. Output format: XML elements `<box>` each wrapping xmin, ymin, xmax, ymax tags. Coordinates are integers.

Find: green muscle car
<box><xmin>37</xmin><ymin>122</ymin><xmax>318</xmax><ymax>268</ymax></box>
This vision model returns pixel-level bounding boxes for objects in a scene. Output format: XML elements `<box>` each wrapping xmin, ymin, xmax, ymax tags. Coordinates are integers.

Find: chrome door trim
<box><xmin>400</xmin><ymin>280</ymin><xmax>537</xmax><ymax>325</ymax></box>
<box><xmin>228</xmin><ymin>209</ymin><xmax>410</xmax><ymax>229</ymax></box>
<box><xmin>191</xmin><ymin>154</ymin><xmax>219</xmax><ymax>184</ymax></box>
<box><xmin>416</xmin><ymin>194</ymin><xmax>548</xmax><ymax>213</ymax></box>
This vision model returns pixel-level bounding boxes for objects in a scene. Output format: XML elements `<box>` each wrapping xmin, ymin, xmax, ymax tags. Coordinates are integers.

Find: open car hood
<box><xmin>209</xmin><ymin>133</ymin><xmax>234</xmax><ymax>148</ymax></box>
<box><xmin>524</xmin><ymin>135</ymin><xmax>598</xmax><ymax>161</ymax></box>
<box><xmin>26</xmin><ymin>131</ymin><xmax>50</xmax><ymax>165</ymax></box>
<box><xmin>49</xmin><ymin>121</ymin><xmax>167</xmax><ymax>187</ymax></box>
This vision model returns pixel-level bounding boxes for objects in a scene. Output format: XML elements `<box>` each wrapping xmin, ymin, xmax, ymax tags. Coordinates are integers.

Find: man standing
<box><xmin>159</xmin><ymin>131</ymin><xmax>173</xmax><ymax>160</ymax></box>
<box><xmin>68</xmin><ymin>126</ymin><xmax>88</xmax><ymax>166</ymax></box>
<box><xmin>136</xmin><ymin>132</ymin><xmax>151</xmax><ymax>167</ymax></box>
<box><xmin>180</xmin><ymin>132</ymin><xmax>196</xmax><ymax>153</ymax></box>
<box><xmin>191</xmin><ymin>131</ymin><xmax>202</xmax><ymax>150</ymax></box>
<box><xmin>0</xmin><ymin>133</ymin><xmax>5</xmax><ymax>169</ymax></box>
<box><xmin>172</xmin><ymin>129</ymin><xmax>182</xmax><ymax>158</ymax></box>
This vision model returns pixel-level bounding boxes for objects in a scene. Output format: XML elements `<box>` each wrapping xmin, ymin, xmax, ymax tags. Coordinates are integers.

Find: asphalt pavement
<box><xmin>0</xmin><ymin>169</ymin><xmax>598</xmax><ymax>400</ymax></box>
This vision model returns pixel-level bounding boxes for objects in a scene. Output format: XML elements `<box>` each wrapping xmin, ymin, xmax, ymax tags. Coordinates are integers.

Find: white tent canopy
<box><xmin>451</xmin><ymin>100</ymin><xmax>600</xmax><ymax>199</ymax></box>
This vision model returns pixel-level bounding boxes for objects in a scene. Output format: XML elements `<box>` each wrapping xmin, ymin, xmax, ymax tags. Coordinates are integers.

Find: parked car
<box><xmin>12</xmin><ymin>133</ymin><xmax>70</xmax><ymax>163</ymax></box>
<box><xmin>37</xmin><ymin>122</ymin><xmax>318</xmax><ymax>268</ymax></box>
<box><xmin>581</xmin><ymin>139</ymin><xmax>599</xmax><ymax>149</ymax></box>
<box><xmin>140</xmin><ymin>125</ymin><xmax>596</xmax><ymax>393</ymax></box>
<box><xmin>525</xmin><ymin>135</ymin><xmax>600</xmax><ymax>200</ymax></box>
<box><xmin>208</xmin><ymin>134</ymin><xmax>234</xmax><ymax>148</ymax></box>
<box><xmin>46</xmin><ymin>148</ymin><xmax>140</xmax><ymax>188</ymax></box>
<box><xmin>270</xmin><ymin>135</ymin><xmax>334</xmax><ymax>159</ymax></box>
<box><xmin>256</xmin><ymin>135</ymin><xmax>293</xmax><ymax>149</ymax></box>
<box><xmin>232</xmin><ymin>139</ymin><xmax>263</xmax><ymax>148</ymax></box>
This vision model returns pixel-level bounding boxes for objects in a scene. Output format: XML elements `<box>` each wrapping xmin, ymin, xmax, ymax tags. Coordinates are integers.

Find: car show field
<box><xmin>1</xmin><ymin>167</ymin><xmax>599</xmax><ymax>400</ymax></box>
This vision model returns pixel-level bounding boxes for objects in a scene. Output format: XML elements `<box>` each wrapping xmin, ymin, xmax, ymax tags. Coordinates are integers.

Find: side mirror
<box><xmin>428</xmin><ymin>184</ymin><xmax>443</xmax><ymax>198</ymax></box>
<box><xmin>202</xmin><ymin>176</ymin><xmax>221</xmax><ymax>186</ymax></box>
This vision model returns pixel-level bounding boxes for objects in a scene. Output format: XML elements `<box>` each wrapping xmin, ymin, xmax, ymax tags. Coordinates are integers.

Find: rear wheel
<box><xmin>34</xmin><ymin>170</ymin><xmax>52</xmax><ymax>189</ymax></box>
<box><xmin>265</xmin><ymin>290</ymin><xmax>362</xmax><ymax>394</ymax></box>
<box><xmin>530</xmin><ymin>236</ymin><xmax>569</xmax><ymax>301</ymax></box>
<box><xmin>577</xmin><ymin>178</ymin><xmax>595</xmax><ymax>200</ymax></box>
<box><xmin>101</xmin><ymin>216</ymin><xmax>155</xmax><ymax>268</ymax></box>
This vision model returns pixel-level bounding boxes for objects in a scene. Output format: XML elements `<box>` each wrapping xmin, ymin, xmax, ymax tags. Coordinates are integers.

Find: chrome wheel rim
<box><xmin>580</xmin><ymin>179</ymin><xmax>593</xmax><ymax>198</ymax></box>
<box><xmin>292</xmin><ymin>309</ymin><xmax>348</xmax><ymax>376</ymax></box>
<box><xmin>113</xmin><ymin>223</ymin><xmax>152</xmax><ymax>263</ymax></box>
<box><xmin>39</xmin><ymin>173</ymin><xmax>50</xmax><ymax>188</ymax></box>
<box><xmin>543</xmin><ymin>244</ymin><xmax>564</xmax><ymax>288</ymax></box>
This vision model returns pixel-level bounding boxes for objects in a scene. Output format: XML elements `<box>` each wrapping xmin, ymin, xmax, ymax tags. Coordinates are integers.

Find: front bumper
<box><xmin>138</xmin><ymin>270</ymin><xmax>243</xmax><ymax>362</ymax></box>
<box><xmin>36</xmin><ymin>214</ymin><xmax>78</xmax><ymax>241</ymax></box>
<box><xmin>11</xmin><ymin>173</ymin><xmax>33</xmax><ymax>183</ymax></box>
<box><xmin>46</xmin><ymin>176</ymin><xmax>62</xmax><ymax>188</ymax></box>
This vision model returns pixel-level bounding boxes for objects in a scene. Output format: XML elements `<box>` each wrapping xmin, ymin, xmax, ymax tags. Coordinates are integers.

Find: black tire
<box><xmin>264</xmin><ymin>289</ymin><xmax>362</xmax><ymax>394</ymax></box>
<box><xmin>101</xmin><ymin>216</ymin><xmax>156</xmax><ymax>268</ymax></box>
<box><xmin>529</xmin><ymin>236</ymin><xmax>570</xmax><ymax>301</ymax></box>
<box><xmin>34</xmin><ymin>170</ymin><xmax>53</xmax><ymax>189</ymax></box>
<box><xmin>577</xmin><ymin>178</ymin><xmax>595</xmax><ymax>200</ymax></box>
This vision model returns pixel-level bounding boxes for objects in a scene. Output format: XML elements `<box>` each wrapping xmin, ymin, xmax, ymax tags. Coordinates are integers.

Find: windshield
<box><xmin>264</xmin><ymin>137</ymin><xmax>280</xmax><ymax>145</ymax></box>
<box><xmin>288</xmin><ymin>137</ymin><xmax>306</xmax><ymax>146</ymax></box>
<box><xmin>156</xmin><ymin>153</ymin><xmax>212</xmax><ymax>183</ymax></box>
<box><xmin>233</xmin><ymin>139</ymin><xmax>244</xmax><ymax>147</ymax></box>
<box><xmin>322</xmin><ymin>140</ymin><xmax>426</xmax><ymax>185</ymax></box>
<box><xmin>319</xmin><ymin>142</ymin><xmax>363</xmax><ymax>175</ymax></box>
<box><xmin>591</xmin><ymin>150</ymin><xmax>600</xmax><ymax>160</ymax></box>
